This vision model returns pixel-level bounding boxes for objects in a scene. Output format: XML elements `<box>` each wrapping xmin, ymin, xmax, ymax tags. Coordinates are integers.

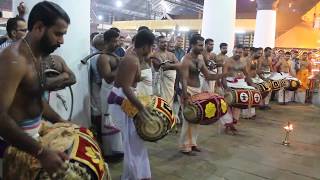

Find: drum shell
<box><xmin>256</xmin><ymin>82</ymin><xmax>271</xmax><ymax>98</ymax></box>
<box><xmin>285</xmin><ymin>79</ymin><xmax>300</xmax><ymax>91</ymax></box>
<box><xmin>224</xmin><ymin>89</ymin><xmax>262</xmax><ymax>109</ymax></box>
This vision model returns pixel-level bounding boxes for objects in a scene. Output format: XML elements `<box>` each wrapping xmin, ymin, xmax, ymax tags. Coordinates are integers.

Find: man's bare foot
<box><xmin>191</xmin><ymin>146</ymin><xmax>201</xmax><ymax>152</ymax></box>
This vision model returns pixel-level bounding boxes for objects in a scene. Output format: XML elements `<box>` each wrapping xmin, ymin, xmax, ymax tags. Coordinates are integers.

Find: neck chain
<box><xmin>23</xmin><ymin>38</ymin><xmax>45</xmax><ymax>89</ymax></box>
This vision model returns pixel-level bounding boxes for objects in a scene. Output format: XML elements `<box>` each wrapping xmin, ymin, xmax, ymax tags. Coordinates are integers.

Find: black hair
<box><xmin>264</xmin><ymin>47</ymin><xmax>272</xmax><ymax>52</ymax></box>
<box><xmin>103</xmin><ymin>29</ymin><xmax>120</xmax><ymax>43</ymax></box>
<box><xmin>134</xmin><ymin>30</ymin><xmax>155</xmax><ymax>48</ymax></box>
<box><xmin>157</xmin><ymin>35</ymin><xmax>166</xmax><ymax>43</ymax></box>
<box><xmin>6</xmin><ymin>17</ymin><xmax>25</xmax><ymax>38</ymax></box>
<box><xmin>138</xmin><ymin>26</ymin><xmax>150</xmax><ymax>32</ymax></box>
<box><xmin>205</xmin><ymin>38</ymin><xmax>213</xmax><ymax>45</ymax></box>
<box><xmin>235</xmin><ymin>44</ymin><xmax>243</xmax><ymax>49</ymax></box>
<box><xmin>90</xmin><ymin>32</ymin><xmax>99</xmax><ymax>41</ymax></box>
<box><xmin>110</xmin><ymin>27</ymin><xmax>120</xmax><ymax>33</ymax></box>
<box><xmin>219</xmin><ymin>43</ymin><xmax>228</xmax><ymax>49</ymax></box>
<box><xmin>28</xmin><ymin>1</ymin><xmax>70</xmax><ymax>31</ymax></box>
<box><xmin>285</xmin><ymin>52</ymin><xmax>291</xmax><ymax>55</ymax></box>
<box><xmin>190</xmin><ymin>34</ymin><xmax>204</xmax><ymax>46</ymax></box>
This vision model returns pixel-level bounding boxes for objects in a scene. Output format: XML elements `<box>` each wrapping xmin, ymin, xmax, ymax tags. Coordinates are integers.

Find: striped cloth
<box><xmin>17</xmin><ymin>115</ymin><xmax>42</xmax><ymax>139</ymax></box>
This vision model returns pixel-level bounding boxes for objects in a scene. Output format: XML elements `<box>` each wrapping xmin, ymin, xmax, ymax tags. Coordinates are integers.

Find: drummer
<box><xmin>0</xmin><ymin>1</ymin><xmax>71</xmax><ymax>179</ymax></box>
<box><xmin>222</xmin><ymin>45</ymin><xmax>255</xmax><ymax>129</ymax></box>
<box><xmin>257</xmin><ymin>47</ymin><xmax>273</xmax><ymax>109</ymax></box>
<box><xmin>179</xmin><ymin>34</ymin><xmax>224</xmax><ymax>155</ymax></box>
<box><xmin>108</xmin><ymin>29</ymin><xmax>155</xmax><ymax>180</ymax></box>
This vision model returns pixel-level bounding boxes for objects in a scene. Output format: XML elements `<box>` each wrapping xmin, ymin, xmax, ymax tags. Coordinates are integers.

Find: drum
<box><xmin>183</xmin><ymin>92</ymin><xmax>228</xmax><ymax>125</ymax></box>
<box><xmin>3</xmin><ymin>123</ymin><xmax>110</xmax><ymax>180</ymax></box>
<box><xmin>121</xmin><ymin>96</ymin><xmax>176</xmax><ymax>142</ymax></box>
<box><xmin>269</xmin><ymin>78</ymin><xmax>300</xmax><ymax>91</ymax></box>
<box><xmin>256</xmin><ymin>81</ymin><xmax>271</xmax><ymax>98</ymax></box>
<box><xmin>224</xmin><ymin>89</ymin><xmax>262</xmax><ymax>109</ymax></box>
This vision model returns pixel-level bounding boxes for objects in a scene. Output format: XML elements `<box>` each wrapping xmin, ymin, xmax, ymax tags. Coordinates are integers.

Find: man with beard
<box><xmin>179</xmin><ymin>34</ymin><xmax>225</xmax><ymax>155</ymax></box>
<box><xmin>258</xmin><ymin>47</ymin><xmax>273</xmax><ymax>109</ymax></box>
<box><xmin>167</xmin><ymin>40</ymin><xmax>175</xmax><ymax>53</ymax></box>
<box><xmin>152</xmin><ymin>35</ymin><xmax>179</xmax><ymax>106</ymax></box>
<box><xmin>97</xmin><ymin>29</ymin><xmax>124</xmax><ymax>161</ymax></box>
<box><xmin>108</xmin><ymin>30</ymin><xmax>155</xmax><ymax>180</ymax></box>
<box><xmin>0</xmin><ymin>1</ymin><xmax>71</xmax><ymax>179</ymax></box>
<box><xmin>242</xmin><ymin>48</ymin><xmax>263</xmax><ymax>119</ymax></box>
<box><xmin>201</xmin><ymin>38</ymin><xmax>217</xmax><ymax>92</ymax></box>
<box><xmin>215</xmin><ymin>43</ymin><xmax>229</xmax><ymax>74</ymax></box>
<box><xmin>222</xmin><ymin>46</ymin><xmax>255</xmax><ymax>130</ymax></box>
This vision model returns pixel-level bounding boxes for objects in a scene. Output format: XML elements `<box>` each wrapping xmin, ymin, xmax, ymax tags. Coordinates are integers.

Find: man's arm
<box><xmin>0</xmin><ymin>55</ymin><xmax>42</xmax><ymax>157</ymax></box>
<box><xmin>179</xmin><ymin>57</ymin><xmax>190</xmax><ymax>103</ymax></box>
<box><xmin>222</xmin><ymin>61</ymin><xmax>229</xmax><ymax>89</ymax></box>
<box><xmin>200</xmin><ymin>58</ymin><xmax>223</xmax><ymax>81</ymax></box>
<box><xmin>97</xmin><ymin>54</ymin><xmax>116</xmax><ymax>84</ymax></box>
<box><xmin>42</xmin><ymin>100</ymin><xmax>66</xmax><ymax>123</ymax></box>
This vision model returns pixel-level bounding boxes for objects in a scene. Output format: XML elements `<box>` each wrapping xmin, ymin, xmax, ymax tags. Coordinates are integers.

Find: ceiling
<box><xmin>1</xmin><ymin>0</ymin><xmax>319</xmax><ymax>36</ymax></box>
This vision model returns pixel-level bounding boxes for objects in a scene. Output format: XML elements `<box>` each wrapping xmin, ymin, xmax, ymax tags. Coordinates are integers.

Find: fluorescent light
<box><xmin>179</xmin><ymin>27</ymin><xmax>190</xmax><ymax>32</ymax></box>
<box><xmin>98</xmin><ymin>15</ymin><xmax>103</xmax><ymax>21</ymax></box>
<box><xmin>116</xmin><ymin>0</ymin><xmax>123</xmax><ymax>7</ymax></box>
<box><xmin>235</xmin><ymin>29</ymin><xmax>246</xmax><ymax>34</ymax></box>
<box><xmin>161</xmin><ymin>0</ymin><xmax>170</xmax><ymax>12</ymax></box>
<box><xmin>250</xmin><ymin>0</ymin><xmax>255</xmax><ymax>2</ymax></box>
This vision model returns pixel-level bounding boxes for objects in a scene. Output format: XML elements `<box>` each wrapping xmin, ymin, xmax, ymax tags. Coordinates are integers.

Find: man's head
<box><xmin>110</xmin><ymin>27</ymin><xmax>120</xmax><ymax>34</ymax></box>
<box><xmin>219</xmin><ymin>43</ymin><xmax>228</xmax><ymax>55</ymax></box>
<box><xmin>205</xmin><ymin>38</ymin><xmax>214</xmax><ymax>53</ymax></box>
<box><xmin>291</xmin><ymin>50</ymin><xmax>299</xmax><ymax>59</ymax></box>
<box><xmin>90</xmin><ymin>32</ymin><xmax>99</xmax><ymax>43</ymax></box>
<box><xmin>301</xmin><ymin>52</ymin><xmax>308</xmax><ymax>60</ymax></box>
<box><xmin>138</xmin><ymin>26</ymin><xmax>150</xmax><ymax>32</ymax></box>
<box><xmin>264</xmin><ymin>47</ymin><xmax>272</xmax><ymax>57</ymax></box>
<box><xmin>6</xmin><ymin>17</ymin><xmax>27</xmax><ymax>40</ymax></box>
<box><xmin>119</xmin><ymin>36</ymin><xmax>125</xmax><ymax>47</ymax></box>
<box><xmin>284</xmin><ymin>52</ymin><xmax>291</xmax><ymax>60</ymax></box>
<box><xmin>167</xmin><ymin>41</ymin><xmax>175</xmax><ymax>53</ymax></box>
<box><xmin>278</xmin><ymin>49</ymin><xmax>284</xmax><ymax>56</ymax></box>
<box><xmin>190</xmin><ymin>34</ymin><xmax>204</xmax><ymax>55</ymax></box>
<box><xmin>253</xmin><ymin>48</ymin><xmax>263</xmax><ymax>59</ymax></box>
<box><xmin>243</xmin><ymin>46</ymin><xmax>250</xmax><ymax>57</ymax></box>
<box><xmin>92</xmin><ymin>33</ymin><xmax>104</xmax><ymax>51</ymax></box>
<box><xmin>157</xmin><ymin>35</ymin><xmax>167</xmax><ymax>51</ymax></box>
<box><xmin>104</xmin><ymin>29</ymin><xmax>120</xmax><ymax>52</ymax></box>
<box><xmin>233</xmin><ymin>45</ymin><xmax>243</xmax><ymax>61</ymax></box>
<box><xmin>134</xmin><ymin>30</ymin><xmax>155</xmax><ymax>57</ymax></box>
<box><xmin>28</xmin><ymin>1</ymin><xmax>70</xmax><ymax>56</ymax></box>
<box><xmin>175</xmin><ymin>36</ymin><xmax>183</xmax><ymax>48</ymax></box>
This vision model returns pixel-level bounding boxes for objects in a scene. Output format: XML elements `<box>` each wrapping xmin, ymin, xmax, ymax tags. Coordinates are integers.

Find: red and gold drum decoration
<box><xmin>224</xmin><ymin>89</ymin><xmax>262</xmax><ymax>109</ymax></box>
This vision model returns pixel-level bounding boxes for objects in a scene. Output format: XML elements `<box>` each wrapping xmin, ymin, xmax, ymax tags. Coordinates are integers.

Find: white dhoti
<box><xmin>137</xmin><ymin>69</ymin><xmax>153</xmax><ymax>96</ymax></box>
<box><xmin>295</xmin><ymin>89</ymin><xmax>306</xmax><ymax>104</ymax></box>
<box><xmin>90</xmin><ymin>81</ymin><xmax>102</xmax><ymax>116</ymax></box>
<box><xmin>108</xmin><ymin>87</ymin><xmax>151</xmax><ymax>180</ymax></box>
<box><xmin>271</xmin><ymin>73</ymin><xmax>294</xmax><ymax>103</ymax></box>
<box><xmin>179</xmin><ymin>86</ymin><xmax>201</xmax><ymax>152</ymax></box>
<box><xmin>100</xmin><ymin>80</ymin><xmax>123</xmax><ymax>156</ymax></box>
<box><xmin>159</xmin><ymin>69</ymin><xmax>176</xmax><ymax>106</ymax></box>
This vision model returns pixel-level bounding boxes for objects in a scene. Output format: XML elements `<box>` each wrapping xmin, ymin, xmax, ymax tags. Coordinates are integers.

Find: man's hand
<box><xmin>38</xmin><ymin>148</ymin><xmax>69</xmax><ymax>178</ymax></box>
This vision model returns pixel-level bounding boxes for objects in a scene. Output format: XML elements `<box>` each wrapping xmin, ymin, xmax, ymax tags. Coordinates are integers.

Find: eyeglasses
<box><xmin>16</xmin><ymin>29</ymin><xmax>27</xmax><ymax>32</ymax></box>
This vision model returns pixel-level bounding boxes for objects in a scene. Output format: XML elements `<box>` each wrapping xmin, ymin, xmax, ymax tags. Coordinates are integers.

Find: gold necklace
<box><xmin>23</xmin><ymin>38</ymin><xmax>45</xmax><ymax>89</ymax></box>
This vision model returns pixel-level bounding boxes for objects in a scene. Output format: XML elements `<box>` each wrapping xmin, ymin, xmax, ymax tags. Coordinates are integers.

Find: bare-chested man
<box><xmin>201</xmin><ymin>38</ymin><xmax>217</xmax><ymax>93</ymax></box>
<box><xmin>215</xmin><ymin>42</ymin><xmax>229</xmax><ymax>74</ymax></box>
<box><xmin>108</xmin><ymin>30</ymin><xmax>155</xmax><ymax>180</ymax></box>
<box><xmin>274</xmin><ymin>51</ymin><xmax>294</xmax><ymax>103</ymax></box>
<box><xmin>0</xmin><ymin>2</ymin><xmax>70</xmax><ymax>178</ymax></box>
<box><xmin>179</xmin><ymin>34</ymin><xmax>224</xmax><ymax>155</ymax></box>
<box><xmin>96</xmin><ymin>29</ymin><xmax>124</xmax><ymax>159</ymax></box>
<box><xmin>295</xmin><ymin>52</ymin><xmax>312</xmax><ymax>103</ymax></box>
<box><xmin>223</xmin><ymin>46</ymin><xmax>255</xmax><ymax>129</ymax></box>
<box><xmin>258</xmin><ymin>47</ymin><xmax>273</xmax><ymax>109</ymax></box>
<box><xmin>152</xmin><ymin>35</ymin><xmax>179</xmax><ymax>106</ymax></box>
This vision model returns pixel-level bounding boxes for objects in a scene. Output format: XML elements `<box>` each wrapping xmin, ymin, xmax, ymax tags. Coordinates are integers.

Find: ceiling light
<box><xmin>98</xmin><ymin>15</ymin><xmax>103</xmax><ymax>21</ymax></box>
<box><xmin>250</xmin><ymin>0</ymin><xmax>255</xmax><ymax>2</ymax></box>
<box><xmin>116</xmin><ymin>0</ymin><xmax>123</xmax><ymax>8</ymax></box>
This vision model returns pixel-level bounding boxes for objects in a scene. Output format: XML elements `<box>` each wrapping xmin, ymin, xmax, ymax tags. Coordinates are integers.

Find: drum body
<box><xmin>183</xmin><ymin>92</ymin><xmax>228</xmax><ymax>125</ymax></box>
<box><xmin>256</xmin><ymin>82</ymin><xmax>271</xmax><ymax>98</ymax></box>
<box><xmin>121</xmin><ymin>96</ymin><xmax>176</xmax><ymax>142</ymax></box>
<box><xmin>3</xmin><ymin>123</ymin><xmax>109</xmax><ymax>180</ymax></box>
<box><xmin>269</xmin><ymin>78</ymin><xmax>300</xmax><ymax>91</ymax></box>
<box><xmin>224</xmin><ymin>89</ymin><xmax>262</xmax><ymax>109</ymax></box>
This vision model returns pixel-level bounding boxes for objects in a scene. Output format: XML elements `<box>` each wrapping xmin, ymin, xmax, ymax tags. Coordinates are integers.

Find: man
<box><xmin>242</xmin><ymin>48</ymin><xmax>263</xmax><ymax>119</ymax></box>
<box><xmin>179</xmin><ymin>34</ymin><xmax>224</xmax><ymax>155</ymax></box>
<box><xmin>152</xmin><ymin>35</ymin><xmax>179</xmax><ymax>106</ymax></box>
<box><xmin>243</xmin><ymin>46</ymin><xmax>250</xmax><ymax>58</ymax></box>
<box><xmin>215</xmin><ymin>43</ymin><xmax>228</xmax><ymax>75</ymax></box>
<box><xmin>222</xmin><ymin>46</ymin><xmax>255</xmax><ymax>128</ymax></box>
<box><xmin>201</xmin><ymin>38</ymin><xmax>217</xmax><ymax>92</ymax></box>
<box><xmin>174</xmin><ymin>36</ymin><xmax>185</xmax><ymax>61</ymax></box>
<box><xmin>0</xmin><ymin>17</ymin><xmax>27</xmax><ymax>49</ymax></box>
<box><xmin>108</xmin><ymin>30</ymin><xmax>155</xmax><ymax>180</ymax></box>
<box><xmin>115</xmin><ymin>35</ymin><xmax>126</xmax><ymax>57</ymax></box>
<box><xmin>290</xmin><ymin>50</ymin><xmax>299</xmax><ymax>77</ymax></box>
<box><xmin>97</xmin><ymin>29</ymin><xmax>123</xmax><ymax>160</ymax></box>
<box><xmin>295</xmin><ymin>52</ymin><xmax>312</xmax><ymax>103</ymax></box>
<box><xmin>274</xmin><ymin>52</ymin><xmax>294</xmax><ymax>104</ymax></box>
<box><xmin>258</xmin><ymin>47</ymin><xmax>273</xmax><ymax>109</ymax></box>
<box><xmin>167</xmin><ymin>40</ymin><xmax>175</xmax><ymax>53</ymax></box>
<box><xmin>0</xmin><ymin>1</ymin><xmax>71</xmax><ymax>178</ymax></box>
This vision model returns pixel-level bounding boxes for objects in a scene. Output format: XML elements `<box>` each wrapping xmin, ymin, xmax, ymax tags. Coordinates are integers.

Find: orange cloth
<box><xmin>296</xmin><ymin>68</ymin><xmax>310</xmax><ymax>90</ymax></box>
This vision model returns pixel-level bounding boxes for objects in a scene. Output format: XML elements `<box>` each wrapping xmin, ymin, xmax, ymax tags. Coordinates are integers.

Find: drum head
<box><xmin>135</xmin><ymin>115</ymin><xmax>165</xmax><ymax>142</ymax></box>
<box><xmin>183</xmin><ymin>104</ymin><xmax>199</xmax><ymax>124</ymax></box>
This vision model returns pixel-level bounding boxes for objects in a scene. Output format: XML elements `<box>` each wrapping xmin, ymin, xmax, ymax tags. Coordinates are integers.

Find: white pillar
<box><xmin>253</xmin><ymin>10</ymin><xmax>276</xmax><ymax>48</ymax></box>
<box><xmin>12</xmin><ymin>0</ymin><xmax>91</xmax><ymax>127</ymax></box>
<box><xmin>201</xmin><ymin>0</ymin><xmax>236</xmax><ymax>56</ymax></box>
<box><xmin>253</xmin><ymin>0</ymin><xmax>277</xmax><ymax>48</ymax></box>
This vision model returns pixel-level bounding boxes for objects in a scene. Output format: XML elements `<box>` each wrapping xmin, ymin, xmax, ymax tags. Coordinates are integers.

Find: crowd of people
<box><xmin>0</xmin><ymin>1</ymin><xmax>318</xmax><ymax>180</ymax></box>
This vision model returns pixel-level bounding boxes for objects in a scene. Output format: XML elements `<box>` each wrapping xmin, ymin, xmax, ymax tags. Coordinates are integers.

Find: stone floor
<box><xmin>108</xmin><ymin>103</ymin><xmax>320</xmax><ymax>180</ymax></box>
